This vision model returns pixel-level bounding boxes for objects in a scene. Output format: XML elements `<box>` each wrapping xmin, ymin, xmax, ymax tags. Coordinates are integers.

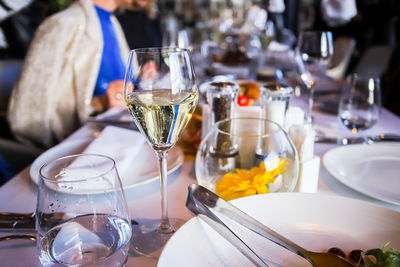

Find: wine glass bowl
<box><xmin>338</xmin><ymin>74</ymin><xmax>381</xmax><ymax>133</ymax></box>
<box><xmin>124</xmin><ymin>47</ymin><xmax>198</xmax><ymax>257</ymax></box>
<box><xmin>195</xmin><ymin>117</ymin><xmax>299</xmax><ymax>200</ymax></box>
<box><xmin>292</xmin><ymin>31</ymin><xmax>333</xmax><ymax>123</ymax></box>
<box><xmin>36</xmin><ymin>154</ymin><xmax>132</xmax><ymax>267</ymax></box>
<box><xmin>298</xmin><ymin>30</ymin><xmax>334</xmax><ymax>75</ymax></box>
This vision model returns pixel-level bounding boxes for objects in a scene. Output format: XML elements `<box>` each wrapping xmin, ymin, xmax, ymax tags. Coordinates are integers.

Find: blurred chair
<box><xmin>326</xmin><ymin>37</ymin><xmax>356</xmax><ymax>80</ymax></box>
<box><xmin>0</xmin><ymin>59</ymin><xmax>23</xmax><ymax>113</ymax></box>
<box><xmin>353</xmin><ymin>45</ymin><xmax>394</xmax><ymax>78</ymax></box>
<box><xmin>0</xmin><ymin>137</ymin><xmax>43</xmax><ymax>175</ymax></box>
<box><xmin>0</xmin><ymin>59</ymin><xmax>23</xmax><ymax>139</ymax></box>
<box><xmin>0</xmin><ymin>59</ymin><xmax>43</xmax><ymax>176</ymax></box>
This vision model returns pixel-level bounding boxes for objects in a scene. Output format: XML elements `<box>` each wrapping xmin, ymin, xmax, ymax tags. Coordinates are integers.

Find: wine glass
<box><xmin>298</xmin><ymin>30</ymin><xmax>334</xmax><ymax>75</ymax></box>
<box><xmin>295</xmin><ymin>30</ymin><xmax>334</xmax><ymax>122</ymax></box>
<box><xmin>36</xmin><ymin>154</ymin><xmax>132</xmax><ymax>267</ymax></box>
<box><xmin>124</xmin><ymin>47</ymin><xmax>198</xmax><ymax>257</ymax></box>
<box><xmin>338</xmin><ymin>74</ymin><xmax>381</xmax><ymax>133</ymax></box>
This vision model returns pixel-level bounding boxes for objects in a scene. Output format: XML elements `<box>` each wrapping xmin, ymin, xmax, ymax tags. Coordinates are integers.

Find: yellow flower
<box><xmin>216</xmin><ymin>158</ymin><xmax>288</xmax><ymax>201</ymax></box>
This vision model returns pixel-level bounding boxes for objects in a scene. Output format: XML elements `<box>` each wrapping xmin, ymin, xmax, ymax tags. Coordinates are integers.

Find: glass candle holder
<box><xmin>195</xmin><ymin>118</ymin><xmax>299</xmax><ymax>200</ymax></box>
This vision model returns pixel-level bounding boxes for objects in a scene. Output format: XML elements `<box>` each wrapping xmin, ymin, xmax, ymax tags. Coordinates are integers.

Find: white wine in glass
<box><xmin>126</xmin><ymin>90</ymin><xmax>198</xmax><ymax>151</ymax></box>
<box><xmin>124</xmin><ymin>47</ymin><xmax>198</xmax><ymax>258</ymax></box>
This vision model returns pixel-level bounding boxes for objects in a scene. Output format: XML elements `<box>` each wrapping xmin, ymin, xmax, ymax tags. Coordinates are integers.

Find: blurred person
<box><xmin>266</xmin><ymin>0</ymin><xmax>286</xmax><ymax>29</ymax></box>
<box><xmin>7</xmin><ymin>0</ymin><xmax>130</xmax><ymax>149</ymax></box>
<box><xmin>0</xmin><ymin>154</ymin><xmax>14</xmax><ymax>186</ymax></box>
<box><xmin>240</xmin><ymin>0</ymin><xmax>267</xmax><ymax>33</ymax></box>
<box><xmin>381</xmin><ymin>46</ymin><xmax>400</xmax><ymax>117</ymax></box>
<box><xmin>116</xmin><ymin>0</ymin><xmax>162</xmax><ymax>49</ymax></box>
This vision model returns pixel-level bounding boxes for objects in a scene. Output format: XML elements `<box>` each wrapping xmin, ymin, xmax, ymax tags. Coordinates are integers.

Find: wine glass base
<box><xmin>129</xmin><ymin>218</ymin><xmax>185</xmax><ymax>259</ymax></box>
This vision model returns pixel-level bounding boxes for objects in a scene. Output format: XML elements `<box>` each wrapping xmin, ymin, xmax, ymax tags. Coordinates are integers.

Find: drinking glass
<box><xmin>295</xmin><ymin>30</ymin><xmax>333</xmax><ymax>122</ymax></box>
<box><xmin>298</xmin><ymin>31</ymin><xmax>333</xmax><ymax>75</ymax></box>
<box><xmin>124</xmin><ymin>47</ymin><xmax>198</xmax><ymax>257</ymax></box>
<box><xmin>36</xmin><ymin>154</ymin><xmax>132</xmax><ymax>267</ymax></box>
<box><xmin>338</xmin><ymin>74</ymin><xmax>381</xmax><ymax>133</ymax></box>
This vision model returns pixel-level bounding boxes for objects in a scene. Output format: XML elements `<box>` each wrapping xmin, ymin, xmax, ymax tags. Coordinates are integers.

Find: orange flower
<box><xmin>216</xmin><ymin>159</ymin><xmax>288</xmax><ymax>201</ymax></box>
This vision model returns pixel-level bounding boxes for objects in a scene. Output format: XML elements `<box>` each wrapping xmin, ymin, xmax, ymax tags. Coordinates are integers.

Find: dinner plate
<box><xmin>323</xmin><ymin>143</ymin><xmax>400</xmax><ymax>205</ymax></box>
<box><xmin>30</xmin><ymin>138</ymin><xmax>184</xmax><ymax>191</ymax></box>
<box><xmin>158</xmin><ymin>193</ymin><xmax>400</xmax><ymax>267</ymax></box>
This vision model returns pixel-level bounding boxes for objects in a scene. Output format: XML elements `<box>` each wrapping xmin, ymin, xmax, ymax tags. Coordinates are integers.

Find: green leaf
<box><xmin>366</xmin><ymin>248</ymin><xmax>386</xmax><ymax>264</ymax></box>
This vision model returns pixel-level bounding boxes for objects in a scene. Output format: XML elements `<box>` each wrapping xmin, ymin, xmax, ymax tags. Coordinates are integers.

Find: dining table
<box><xmin>1</xmin><ymin>84</ymin><xmax>400</xmax><ymax>266</ymax></box>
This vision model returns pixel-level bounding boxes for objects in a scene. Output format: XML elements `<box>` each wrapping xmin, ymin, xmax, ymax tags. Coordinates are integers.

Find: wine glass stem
<box><xmin>306</xmin><ymin>86</ymin><xmax>315</xmax><ymax>124</ymax></box>
<box><xmin>156</xmin><ymin>150</ymin><xmax>174</xmax><ymax>234</ymax></box>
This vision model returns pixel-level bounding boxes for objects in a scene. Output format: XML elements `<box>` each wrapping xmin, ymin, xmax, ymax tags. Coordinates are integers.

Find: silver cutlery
<box><xmin>0</xmin><ymin>212</ymin><xmax>35</xmax><ymax>232</ymax></box>
<box><xmin>315</xmin><ymin>133</ymin><xmax>400</xmax><ymax>145</ymax></box>
<box><xmin>0</xmin><ymin>234</ymin><xmax>36</xmax><ymax>242</ymax></box>
<box><xmin>0</xmin><ymin>212</ymin><xmax>138</xmax><ymax>233</ymax></box>
<box><xmin>186</xmin><ymin>184</ymin><xmax>355</xmax><ymax>267</ymax></box>
<box><xmin>186</xmin><ymin>185</ymin><xmax>269</xmax><ymax>266</ymax></box>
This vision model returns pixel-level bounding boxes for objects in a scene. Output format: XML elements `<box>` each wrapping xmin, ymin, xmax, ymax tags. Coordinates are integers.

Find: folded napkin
<box><xmin>82</xmin><ymin>125</ymin><xmax>146</xmax><ymax>178</ymax></box>
<box><xmin>53</xmin><ymin>126</ymin><xmax>147</xmax><ymax>193</ymax></box>
<box><xmin>288</xmin><ymin>124</ymin><xmax>320</xmax><ymax>193</ymax></box>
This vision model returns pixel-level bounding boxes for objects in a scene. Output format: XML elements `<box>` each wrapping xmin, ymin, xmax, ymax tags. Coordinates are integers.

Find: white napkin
<box><xmin>52</xmin><ymin>126</ymin><xmax>147</xmax><ymax>193</ymax></box>
<box><xmin>82</xmin><ymin>125</ymin><xmax>146</xmax><ymax>178</ymax></box>
<box><xmin>288</xmin><ymin>124</ymin><xmax>320</xmax><ymax>193</ymax></box>
<box><xmin>288</xmin><ymin>124</ymin><xmax>315</xmax><ymax>162</ymax></box>
<box><xmin>284</xmin><ymin>106</ymin><xmax>305</xmax><ymax>131</ymax></box>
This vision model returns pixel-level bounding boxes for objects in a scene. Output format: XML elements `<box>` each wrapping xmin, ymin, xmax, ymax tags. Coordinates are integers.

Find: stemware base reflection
<box><xmin>129</xmin><ymin>218</ymin><xmax>185</xmax><ymax>258</ymax></box>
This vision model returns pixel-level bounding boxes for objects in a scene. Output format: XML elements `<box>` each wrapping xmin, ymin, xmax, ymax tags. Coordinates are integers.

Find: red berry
<box><xmin>238</xmin><ymin>95</ymin><xmax>249</xmax><ymax>106</ymax></box>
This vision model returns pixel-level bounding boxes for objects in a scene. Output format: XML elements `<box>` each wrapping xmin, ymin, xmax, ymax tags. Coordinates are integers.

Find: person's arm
<box><xmin>7</xmin><ymin>14</ymin><xmax>81</xmax><ymax>148</ymax></box>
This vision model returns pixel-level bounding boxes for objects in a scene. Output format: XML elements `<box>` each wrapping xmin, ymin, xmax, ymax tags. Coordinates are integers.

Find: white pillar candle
<box><xmin>233</xmin><ymin>105</ymin><xmax>263</xmax><ymax>119</ymax></box>
<box><xmin>231</xmin><ymin>107</ymin><xmax>263</xmax><ymax>169</ymax></box>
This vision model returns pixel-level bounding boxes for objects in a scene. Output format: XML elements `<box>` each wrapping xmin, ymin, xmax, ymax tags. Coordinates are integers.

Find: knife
<box><xmin>0</xmin><ymin>213</ymin><xmax>35</xmax><ymax>232</ymax></box>
<box><xmin>0</xmin><ymin>212</ymin><xmax>139</xmax><ymax>232</ymax></box>
<box><xmin>315</xmin><ymin>134</ymin><xmax>400</xmax><ymax>145</ymax></box>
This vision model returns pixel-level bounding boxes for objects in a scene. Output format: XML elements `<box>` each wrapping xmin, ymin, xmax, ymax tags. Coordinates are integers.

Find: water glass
<box><xmin>36</xmin><ymin>154</ymin><xmax>132</xmax><ymax>267</ymax></box>
<box><xmin>338</xmin><ymin>74</ymin><xmax>381</xmax><ymax>133</ymax></box>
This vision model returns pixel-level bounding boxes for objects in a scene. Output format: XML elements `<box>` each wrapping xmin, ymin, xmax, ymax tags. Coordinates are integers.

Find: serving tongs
<box><xmin>186</xmin><ymin>184</ymin><xmax>355</xmax><ymax>267</ymax></box>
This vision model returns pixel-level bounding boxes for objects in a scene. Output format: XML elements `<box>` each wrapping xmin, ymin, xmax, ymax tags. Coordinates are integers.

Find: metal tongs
<box><xmin>186</xmin><ymin>184</ymin><xmax>354</xmax><ymax>267</ymax></box>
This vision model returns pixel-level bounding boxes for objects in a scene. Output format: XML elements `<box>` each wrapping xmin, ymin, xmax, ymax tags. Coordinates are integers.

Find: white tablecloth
<box><xmin>1</xmin><ymin>107</ymin><xmax>399</xmax><ymax>267</ymax></box>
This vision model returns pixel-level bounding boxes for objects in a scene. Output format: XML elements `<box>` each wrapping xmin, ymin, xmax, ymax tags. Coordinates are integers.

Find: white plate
<box><xmin>94</xmin><ymin>106</ymin><xmax>133</xmax><ymax>123</ymax></box>
<box><xmin>158</xmin><ymin>193</ymin><xmax>400</xmax><ymax>267</ymax></box>
<box><xmin>323</xmin><ymin>143</ymin><xmax>400</xmax><ymax>205</ymax></box>
<box><xmin>30</xmin><ymin>138</ymin><xmax>184</xmax><ymax>191</ymax></box>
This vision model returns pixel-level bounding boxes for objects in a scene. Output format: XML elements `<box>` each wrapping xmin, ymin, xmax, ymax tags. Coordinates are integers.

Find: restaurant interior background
<box><xmin>0</xmin><ymin>0</ymin><xmax>399</xmax><ymax>178</ymax></box>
